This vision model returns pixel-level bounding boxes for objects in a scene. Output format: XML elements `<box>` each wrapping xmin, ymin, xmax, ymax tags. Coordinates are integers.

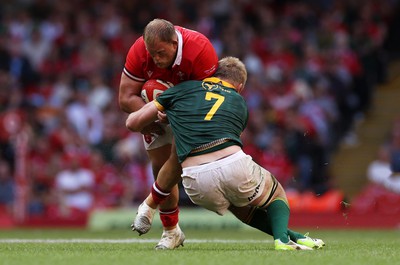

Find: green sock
<box><xmin>288</xmin><ymin>229</ymin><xmax>306</xmax><ymax>242</ymax></box>
<box><xmin>245</xmin><ymin>201</ymin><xmax>305</xmax><ymax>243</ymax></box>
<box><xmin>265</xmin><ymin>199</ymin><xmax>290</xmax><ymax>243</ymax></box>
<box><xmin>245</xmin><ymin>205</ymin><xmax>289</xmax><ymax>241</ymax></box>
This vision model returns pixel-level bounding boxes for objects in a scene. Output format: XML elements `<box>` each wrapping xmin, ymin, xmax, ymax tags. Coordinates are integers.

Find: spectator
<box><xmin>87</xmin><ymin>74</ymin><xmax>113</xmax><ymax>111</ymax></box>
<box><xmin>386</xmin><ymin>117</ymin><xmax>400</xmax><ymax>193</ymax></box>
<box><xmin>351</xmin><ymin>117</ymin><xmax>400</xmax><ymax>214</ymax></box>
<box><xmin>5</xmin><ymin>36</ymin><xmax>40</xmax><ymax>88</ymax></box>
<box><xmin>257</xmin><ymin>134</ymin><xmax>294</xmax><ymax>188</ymax></box>
<box><xmin>0</xmin><ymin>159</ymin><xmax>14</xmax><ymax>208</ymax></box>
<box><xmin>21</xmin><ymin>27</ymin><xmax>52</xmax><ymax>71</ymax></box>
<box><xmin>27</xmin><ymin>134</ymin><xmax>59</xmax><ymax>215</ymax></box>
<box><xmin>64</xmin><ymin>88</ymin><xmax>104</xmax><ymax>146</ymax></box>
<box><xmin>54</xmin><ymin>153</ymin><xmax>95</xmax><ymax>217</ymax></box>
<box><xmin>89</xmin><ymin>150</ymin><xmax>126</xmax><ymax>208</ymax></box>
<box><xmin>367</xmin><ymin>144</ymin><xmax>392</xmax><ymax>186</ymax></box>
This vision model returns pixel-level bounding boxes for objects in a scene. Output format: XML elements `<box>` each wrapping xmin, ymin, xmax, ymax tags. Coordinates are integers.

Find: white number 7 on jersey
<box><xmin>204</xmin><ymin>92</ymin><xmax>225</xmax><ymax>120</ymax></box>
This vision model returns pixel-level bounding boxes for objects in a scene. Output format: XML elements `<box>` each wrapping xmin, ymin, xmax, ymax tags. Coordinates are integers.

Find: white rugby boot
<box><xmin>155</xmin><ymin>224</ymin><xmax>185</xmax><ymax>250</ymax></box>
<box><xmin>131</xmin><ymin>202</ymin><xmax>156</xmax><ymax>235</ymax></box>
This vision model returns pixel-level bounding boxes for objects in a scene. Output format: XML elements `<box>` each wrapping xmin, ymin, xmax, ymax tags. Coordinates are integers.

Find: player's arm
<box><xmin>125</xmin><ymin>101</ymin><xmax>161</xmax><ymax>133</ymax></box>
<box><xmin>118</xmin><ymin>72</ymin><xmax>145</xmax><ymax>113</ymax></box>
<box><xmin>120</xmin><ymin>74</ymin><xmax>166</xmax><ymax>135</ymax></box>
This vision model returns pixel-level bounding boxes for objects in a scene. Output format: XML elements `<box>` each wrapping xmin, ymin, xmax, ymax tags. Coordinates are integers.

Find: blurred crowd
<box><xmin>0</xmin><ymin>0</ymin><xmax>399</xmax><ymax>220</ymax></box>
<box><xmin>351</xmin><ymin>114</ymin><xmax>400</xmax><ymax>214</ymax></box>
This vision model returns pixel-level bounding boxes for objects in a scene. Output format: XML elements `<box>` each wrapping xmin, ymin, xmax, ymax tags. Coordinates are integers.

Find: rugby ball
<box><xmin>141</xmin><ymin>79</ymin><xmax>173</xmax><ymax>103</ymax></box>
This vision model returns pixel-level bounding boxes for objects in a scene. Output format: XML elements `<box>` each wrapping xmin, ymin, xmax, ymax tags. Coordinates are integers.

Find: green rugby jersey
<box><xmin>154</xmin><ymin>77</ymin><xmax>249</xmax><ymax>163</ymax></box>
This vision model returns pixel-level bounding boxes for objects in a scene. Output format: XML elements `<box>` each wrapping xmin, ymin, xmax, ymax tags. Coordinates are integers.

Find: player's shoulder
<box><xmin>126</xmin><ymin>36</ymin><xmax>147</xmax><ymax>61</ymax></box>
<box><xmin>131</xmin><ymin>36</ymin><xmax>146</xmax><ymax>51</ymax></box>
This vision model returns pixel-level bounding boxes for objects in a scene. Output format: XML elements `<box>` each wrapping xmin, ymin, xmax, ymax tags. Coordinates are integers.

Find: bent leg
<box><xmin>229</xmin><ymin>203</ymin><xmax>323</xmax><ymax>248</ymax></box>
<box><xmin>133</xmin><ymin>142</ymin><xmax>185</xmax><ymax>250</ymax></box>
<box><xmin>229</xmin><ymin>200</ymin><xmax>289</xmax><ymax>243</ymax></box>
<box><xmin>131</xmin><ymin>144</ymin><xmax>172</xmax><ymax>235</ymax></box>
<box><xmin>146</xmin><ymin>143</ymin><xmax>182</xmax><ymax>228</ymax></box>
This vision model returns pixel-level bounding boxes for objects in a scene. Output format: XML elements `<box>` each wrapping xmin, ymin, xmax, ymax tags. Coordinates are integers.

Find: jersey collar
<box><xmin>172</xmin><ymin>29</ymin><xmax>183</xmax><ymax>67</ymax></box>
<box><xmin>203</xmin><ymin>77</ymin><xmax>236</xmax><ymax>89</ymax></box>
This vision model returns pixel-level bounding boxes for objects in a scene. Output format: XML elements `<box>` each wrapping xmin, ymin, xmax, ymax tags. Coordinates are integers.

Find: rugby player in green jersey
<box><xmin>126</xmin><ymin>56</ymin><xmax>325</xmax><ymax>250</ymax></box>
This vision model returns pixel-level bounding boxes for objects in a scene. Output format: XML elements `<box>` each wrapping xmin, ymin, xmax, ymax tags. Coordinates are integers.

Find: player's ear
<box><xmin>171</xmin><ymin>40</ymin><xmax>178</xmax><ymax>49</ymax></box>
<box><xmin>237</xmin><ymin>83</ymin><xmax>244</xmax><ymax>93</ymax></box>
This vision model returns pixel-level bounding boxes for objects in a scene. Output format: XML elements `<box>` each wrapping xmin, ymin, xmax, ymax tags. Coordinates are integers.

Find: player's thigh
<box><xmin>182</xmin><ymin>170</ymin><xmax>230</xmax><ymax>215</ymax></box>
<box><xmin>228</xmin><ymin>204</ymin><xmax>255</xmax><ymax>223</ymax></box>
<box><xmin>220</xmin><ymin>155</ymin><xmax>267</xmax><ymax>207</ymax></box>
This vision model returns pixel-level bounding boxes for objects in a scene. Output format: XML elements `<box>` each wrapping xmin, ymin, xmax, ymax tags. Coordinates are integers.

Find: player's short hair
<box><xmin>143</xmin><ymin>18</ymin><xmax>176</xmax><ymax>47</ymax></box>
<box><xmin>214</xmin><ymin>57</ymin><xmax>247</xmax><ymax>88</ymax></box>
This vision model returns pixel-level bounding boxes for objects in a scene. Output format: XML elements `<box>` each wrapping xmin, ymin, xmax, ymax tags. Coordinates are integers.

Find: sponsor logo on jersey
<box><xmin>248</xmin><ymin>182</ymin><xmax>261</xmax><ymax>201</ymax></box>
<box><xmin>202</xmin><ymin>82</ymin><xmax>218</xmax><ymax>91</ymax></box>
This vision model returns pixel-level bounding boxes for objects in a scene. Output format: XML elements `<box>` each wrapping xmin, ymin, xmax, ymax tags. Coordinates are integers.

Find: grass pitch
<box><xmin>0</xmin><ymin>228</ymin><xmax>399</xmax><ymax>265</ymax></box>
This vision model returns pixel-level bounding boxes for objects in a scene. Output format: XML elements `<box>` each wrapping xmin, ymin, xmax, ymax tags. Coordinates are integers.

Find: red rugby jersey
<box><xmin>123</xmin><ymin>26</ymin><xmax>218</xmax><ymax>85</ymax></box>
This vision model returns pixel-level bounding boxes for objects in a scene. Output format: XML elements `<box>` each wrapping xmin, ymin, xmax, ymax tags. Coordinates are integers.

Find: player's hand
<box><xmin>157</xmin><ymin>111</ymin><xmax>169</xmax><ymax>124</ymax></box>
<box><xmin>140</xmin><ymin>121</ymin><xmax>165</xmax><ymax>135</ymax></box>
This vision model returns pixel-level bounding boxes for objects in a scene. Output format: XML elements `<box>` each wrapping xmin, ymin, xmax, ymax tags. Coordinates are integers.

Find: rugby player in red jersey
<box><xmin>119</xmin><ymin>18</ymin><xmax>218</xmax><ymax>249</ymax></box>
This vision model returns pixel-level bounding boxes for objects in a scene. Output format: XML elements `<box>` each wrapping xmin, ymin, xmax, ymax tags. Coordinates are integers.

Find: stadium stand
<box><xmin>0</xmin><ymin>0</ymin><xmax>399</xmax><ymax>228</ymax></box>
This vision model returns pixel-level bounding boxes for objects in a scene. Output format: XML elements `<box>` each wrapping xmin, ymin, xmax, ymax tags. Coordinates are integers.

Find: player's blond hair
<box><xmin>143</xmin><ymin>18</ymin><xmax>176</xmax><ymax>47</ymax></box>
<box><xmin>214</xmin><ymin>57</ymin><xmax>247</xmax><ymax>89</ymax></box>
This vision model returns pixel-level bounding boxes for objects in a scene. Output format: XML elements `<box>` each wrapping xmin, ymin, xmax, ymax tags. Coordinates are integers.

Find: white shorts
<box><xmin>181</xmin><ymin>150</ymin><xmax>268</xmax><ymax>215</ymax></box>
<box><xmin>142</xmin><ymin>123</ymin><xmax>173</xmax><ymax>150</ymax></box>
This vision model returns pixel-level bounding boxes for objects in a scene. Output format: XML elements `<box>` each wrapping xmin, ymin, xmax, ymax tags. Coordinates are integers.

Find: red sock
<box><xmin>159</xmin><ymin>207</ymin><xmax>179</xmax><ymax>228</ymax></box>
<box><xmin>151</xmin><ymin>182</ymin><xmax>170</xmax><ymax>205</ymax></box>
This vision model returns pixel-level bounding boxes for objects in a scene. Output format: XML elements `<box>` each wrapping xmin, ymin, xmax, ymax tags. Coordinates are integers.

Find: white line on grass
<box><xmin>0</xmin><ymin>239</ymin><xmax>272</xmax><ymax>244</ymax></box>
